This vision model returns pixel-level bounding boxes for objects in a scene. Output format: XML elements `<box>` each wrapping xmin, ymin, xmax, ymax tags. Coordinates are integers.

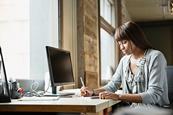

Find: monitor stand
<box><xmin>52</xmin><ymin>86</ymin><xmax>57</xmax><ymax>94</ymax></box>
<box><xmin>44</xmin><ymin>72</ymin><xmax>65</xmax><ymax>95</ymax></box>
<box><xmin>44</xmin><ymin>86</ymin><xmax>74</xmax><ymax>97</ymax></box>
<box><xmin>52</xmin><ymin>85</ymin><xmax>64</xmax><ymax>94</ymax></box>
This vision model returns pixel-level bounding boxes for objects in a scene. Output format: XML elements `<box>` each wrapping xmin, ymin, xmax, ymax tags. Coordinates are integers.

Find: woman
<box><xmin>80</xmin><ymin>21</ymin><xmax>170</xmax><ymax>107</ymax></box>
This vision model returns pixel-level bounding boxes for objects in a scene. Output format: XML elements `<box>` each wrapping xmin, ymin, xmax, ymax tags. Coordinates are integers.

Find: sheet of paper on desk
<box><xmin>17</xmin><ymin>96</ymin><xmax>60</xmax><ymax>101</ymax></box>
<box><xmin>44</xmin><ymin>92</ymin><xmax>75</xmax><ymax>96</ymax></box>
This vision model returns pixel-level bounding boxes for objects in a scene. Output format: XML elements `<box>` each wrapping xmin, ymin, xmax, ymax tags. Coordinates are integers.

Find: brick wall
<box><xmin>77</xmin><ymin>0</ymin><xmax>100</xmax><ymax>88</ymax></box>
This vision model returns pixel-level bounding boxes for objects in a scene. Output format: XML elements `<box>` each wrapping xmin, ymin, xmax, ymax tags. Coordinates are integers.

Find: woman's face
<box><xmin>117</xmin><ymin>40</ymin><xmax>133</xmax><ymax>55</ymax></box>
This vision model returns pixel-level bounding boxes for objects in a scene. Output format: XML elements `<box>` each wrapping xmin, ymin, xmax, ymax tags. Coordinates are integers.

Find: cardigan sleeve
<box><xmin>139</xmin><ymin>52</ymin><xmax>168</xmax><ymax>105</ymax></box>
<box><xmin>103</xmin><ymin>56</ymin><xmax>125</xmax><ymax>92</ymax></box>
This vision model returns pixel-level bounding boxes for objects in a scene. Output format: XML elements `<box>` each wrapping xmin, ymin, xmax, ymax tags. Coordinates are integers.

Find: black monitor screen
<box><xmin>46</xmin><ymin>46</ymin><xmax>74</xmax><ymax>88</ymax></box>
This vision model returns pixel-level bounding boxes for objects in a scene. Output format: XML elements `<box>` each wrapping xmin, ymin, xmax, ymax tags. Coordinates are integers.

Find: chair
<box><xmin>166</xmin><ymin>65</ymin><xmax>173</xmax><ymax>108</ymax></box>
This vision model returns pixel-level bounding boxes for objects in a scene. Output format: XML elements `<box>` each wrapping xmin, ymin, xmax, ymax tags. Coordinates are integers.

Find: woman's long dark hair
<box><xmin>115</xmin><ymin>21</ymin><xmax>152</xmax><ymax>50</ymax></box>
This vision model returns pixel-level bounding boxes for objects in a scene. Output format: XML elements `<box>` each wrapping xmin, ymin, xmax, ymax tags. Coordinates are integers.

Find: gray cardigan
<box><xmin>103</xmin><ymin>49</ymin><xmax>170</xmax><ymax>106</ymax></box>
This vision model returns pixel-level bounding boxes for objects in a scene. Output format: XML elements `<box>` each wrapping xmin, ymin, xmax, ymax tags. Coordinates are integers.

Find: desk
<box><xmin>0</xmin><ymin>96</ymin><xmax>120</xmax><ymax>115</ymax></box>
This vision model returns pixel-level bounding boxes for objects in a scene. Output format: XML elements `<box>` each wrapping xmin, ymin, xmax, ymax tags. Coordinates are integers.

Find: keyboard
<box><xmin>18</xmin><ymin>96</ymin><xmax>60</xmax><ymax>101</ymax></box>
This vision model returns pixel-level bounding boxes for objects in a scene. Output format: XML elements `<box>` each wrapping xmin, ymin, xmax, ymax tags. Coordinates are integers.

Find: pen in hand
<box><xmin>80</xmin><ymin>77</ymin><xmax>85</xmax><ymax>87</ymax></box>
<box><xmin>80</xmin><ymin>77</ymin><xmax>87</xmax><ymax>96</ymax></box>
<box><xmin>80</xmin><ymin>77</ymin><xmax>96</xmax><ymax>97</ymax></box>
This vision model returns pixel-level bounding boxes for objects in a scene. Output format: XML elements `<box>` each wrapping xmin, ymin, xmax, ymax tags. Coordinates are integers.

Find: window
<box><xmin>0</xmin><ymin>0</ymin><xmax>58</xmax><ymax>80</ymax></box>
<box><xmin>100</xmin><ymin>0</ymin><xmax>116</xmax><ymax>82</ymax></box>
<box><xmin>100</xmin><ymin>0</ymin><xmax>115</xmax><ymax>27</ymax></box>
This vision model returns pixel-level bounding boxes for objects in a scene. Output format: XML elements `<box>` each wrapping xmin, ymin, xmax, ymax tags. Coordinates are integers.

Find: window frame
<box><xmin>99</xmin><ymin>0</ymin><xmax>117</xmax><ymax>84</ymax></box>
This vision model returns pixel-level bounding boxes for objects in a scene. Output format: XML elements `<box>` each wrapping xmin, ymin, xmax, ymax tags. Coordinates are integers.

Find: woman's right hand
<box><xmin>80</xmin><ymin>86</ymin><xmax>93</xmax><ymax>97</ymax></box>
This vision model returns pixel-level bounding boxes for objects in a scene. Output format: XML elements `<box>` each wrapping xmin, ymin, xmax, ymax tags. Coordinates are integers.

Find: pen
<box><xmin>80</xmin><ymin>77</ymin><xmax>85</xmax><ymax>87</ymax></box>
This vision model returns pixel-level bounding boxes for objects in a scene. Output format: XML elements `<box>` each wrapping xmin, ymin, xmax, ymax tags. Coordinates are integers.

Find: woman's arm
<box><xmin>92</xmin><ymin>87</ymin><xmax>107</xmax><ymax>96</ymax></box>
<box><xmin>103</xmin><ymin>56</ymin><xmax>127</xmax><ymax>92</ymax></box>
<box><xmin>118</xmin><ymin>94</ymin><xmax>142</xmax><ymax>103</ymax></box>
<box><xmin>99</xmin><ymin>91</ymin><xmax>142</xmax><ymax>103</ymax></box>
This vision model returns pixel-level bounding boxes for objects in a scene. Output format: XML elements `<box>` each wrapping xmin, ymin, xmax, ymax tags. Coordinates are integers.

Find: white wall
<box><xmin>30</xmin><ymin>0</ymin><xmax>58</xmax><ymax>80</ymax></box>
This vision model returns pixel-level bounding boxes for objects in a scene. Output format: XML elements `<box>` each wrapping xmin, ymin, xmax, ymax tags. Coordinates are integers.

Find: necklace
<box><xmin>130</xmin><ymin>49</ymin><xmax>147</xmax><ymax>65</ymax></box>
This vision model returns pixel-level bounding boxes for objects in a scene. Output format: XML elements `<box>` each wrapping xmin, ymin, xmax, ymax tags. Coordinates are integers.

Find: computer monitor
<box><xmin>46</xmin><ymin>46</ymin><xmax>74</xmax><ymax>94</ymax></box>
<box><xmin>0</xmin><ymin>47</ymin><xmax>11</xmax><ymax>102</ymax></box>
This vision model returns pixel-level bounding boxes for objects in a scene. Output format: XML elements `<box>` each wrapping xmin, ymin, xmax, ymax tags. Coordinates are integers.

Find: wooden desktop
<box><xmin>0</xmin><ymin>95</ymin><xmax>120</xmax><ymax>115</ymax></box>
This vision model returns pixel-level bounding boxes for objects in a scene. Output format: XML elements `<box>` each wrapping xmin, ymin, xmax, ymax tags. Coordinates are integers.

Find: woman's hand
<box><xmin>80</xmin><ymin>86</ymin><xmax>93</xmax><ymax>97</ymax></box>
<box><xmin>99</xmin><ymin>91</ymin><xmax>119</xmax><ymax>101</ymax></box>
